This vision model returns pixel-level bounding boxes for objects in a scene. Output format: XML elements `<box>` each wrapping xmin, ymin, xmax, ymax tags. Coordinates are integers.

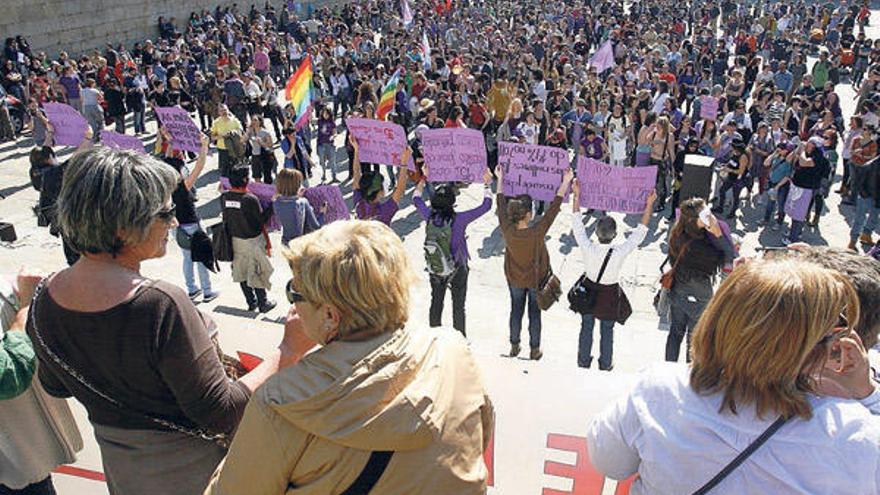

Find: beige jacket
<box><xmin>205</xmin><ymin>326</ymin><xmax>494</xmax><ymax>495</ymax></box>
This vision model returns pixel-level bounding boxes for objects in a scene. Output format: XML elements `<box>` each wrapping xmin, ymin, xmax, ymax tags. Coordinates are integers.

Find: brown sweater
<box><xmin>497</xmin><ymin>194</ymin><xmax>562</xmax><ymax>289</ymax></box>
<box><xmin>27</xmin><ymin>280</ymin><xmax>250</xmax><ymax>435</ymax></box>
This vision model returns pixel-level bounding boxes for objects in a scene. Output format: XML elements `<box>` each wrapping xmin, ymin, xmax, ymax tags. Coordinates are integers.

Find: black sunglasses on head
<box><xmin>286</xmin><ymin>279</ymin><xmax>307</xmax><ymax>304</ymax></box>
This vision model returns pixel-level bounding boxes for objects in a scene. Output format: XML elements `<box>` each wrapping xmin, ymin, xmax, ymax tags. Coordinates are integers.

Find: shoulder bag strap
<box><xmin>595</xmin><ymin>248</ymin><xmax>614</xmax><ymax>284</ymax></box>
<box><xmin>691</xmin><ymin>416</ymin><xmax>788</xmax><ymax>495</ymax></box>
<box><xmin>338</xmin><ymin>451</ymin><xmax>395</xmax><ymax>495</ymax></box>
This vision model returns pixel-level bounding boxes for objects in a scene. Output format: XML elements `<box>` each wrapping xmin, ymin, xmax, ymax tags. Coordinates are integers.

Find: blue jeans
<box><xmin>133</xmin><ymin>109</ymin><xmax>146</xmax><ymax>134</ymax></box>
<box><xmin>788</xmin><ymin>220</ymin><xmax>805</xmax><ymax>242</ymax></box>
<box><xmin>578</xmin><ymin>315</ymin><xmax>614</xmax><ymax>368</ymax></box>
<box><xmin>180</xmin><ymin>224</ymin><xmax>214</xmax><ymax>296</ymax></box>
<box><xmin>763</xmin><ymin>182</ymin><xmax>789</xmax><ymax>222</ymax></box>
<box><xmin>509</xmin><ymin>287</ymin><xmax>541</xmax><ymax>349</ymax></box>
<box><xmin>318</xmin><ymin>143</ymin><xmax>336</xmax><ymax>180</ymax></box>
<box><xmin>851</xmin><ymin>195</ymin><xmax>879</xmax><ymax>241</ymax></box>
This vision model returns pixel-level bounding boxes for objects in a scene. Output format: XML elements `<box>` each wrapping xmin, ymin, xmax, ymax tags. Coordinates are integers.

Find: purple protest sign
<box><xmin>101</xmin><ymin>131</ymin><xmax>145</xmax><ymax>153</ymax></box>
<box><xmin>784</xmin><ymin>184</ymin><xmax>813</xmax><ymax>222</ymax></box>
<box><xmin>43</xmin><ymin>102</ymin><xmax>89</xmax><ymax>147</ymax></box>
<box><xmin>498</xmin><ymin>142</ymin><xmax>570</xmax><ymax>202</ymax></box>
<box><xmin>219</xmin><ymin>178</ymin><xmax>281</xmax><ymax>232</ymax></box>
<box><xmin>420</xmin><ymin>128</ymin><xmax>486</xmax><ymax>183</ymax></box>
<box><xmin>346</xmin><ymin>117</ymin><xmax>415</xmax><ymax>170</ymax></box>
<box><xmin>700</xmin><ymin>96</ymin><xmax>719</xmax><ymax>122</ymax></box>
<box><xmin>155</xmin><ymin>106</ymin><xmax>202</xmax><ymax>153</ymax></box>
<box><xmin>577</xmin><ymin>158</ymin><xmax>657</xmax><ymax>213</ymax></box>
<box><xmin>303</xmin><ymin>185</ymin><xmax>350</xmax><ymax>224</ymax></box>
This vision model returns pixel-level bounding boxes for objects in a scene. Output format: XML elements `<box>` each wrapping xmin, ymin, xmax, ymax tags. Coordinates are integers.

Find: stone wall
<box><xmin>1</xmin><ymin>1</ymin><xmax>345</xmax><ymax>58</ymax></box>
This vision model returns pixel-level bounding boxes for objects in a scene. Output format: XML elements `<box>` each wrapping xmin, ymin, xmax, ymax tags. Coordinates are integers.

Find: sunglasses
<box><xmin>155</xmin><ymin>204</ymin><xmax>177</xmax><ymax>223</ymax></box>
<box><xmin>286</xmin><ymin>279</ymin><xmax>307</xmax><ymax>304</ymax></box>
<box><xmin>816</xmin><ymin>313</ymin><xmax>850</xmax><ymax>349</ymax></box>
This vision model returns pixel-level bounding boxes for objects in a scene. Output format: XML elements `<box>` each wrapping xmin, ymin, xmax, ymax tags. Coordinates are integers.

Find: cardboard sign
<box><xmin>154</xmin><ymin>106</ymin><xmax>202</xmax><ymax>153</ymax></box>
<box><xmin>43</xmin><ymin>102</ymin><xmax>88</xmax><ymax>146</ymax></box>
<box><xmin>421</xmin><ymin>128</ymin><xmax>487</xmax><ymax>183</ymax></box>
<box><xmin>303</xmin><ymin>185</ymin><xmax>351</xmax><ymax>224</ymax></box>
<box><xmin>498</xmin><ymin>142</ymin><xmax>569</xmax><ymax>202</ymax></box>
<box><xmin>346</xmin><ymin>117</ymin><xmax>415</xmax><ymax>170</ymax></box>
<box><xmin>577</xmin><ymin>158</ymin><xmax>657</xmax><ymax>213</ymax></box>
<box><xmin>679</xmin><ymin>154</ymin><xmax>715</xmax><ymax>204</ymax></box>
<box><xmin>100</xmin><ymin>131</ymin><xmax>145</xmax><ymax>153</ymax></box>
<box><xmin>700</xmin><ymin>96</ymin><xmax>719</xmax><ymax>122</ymax></box>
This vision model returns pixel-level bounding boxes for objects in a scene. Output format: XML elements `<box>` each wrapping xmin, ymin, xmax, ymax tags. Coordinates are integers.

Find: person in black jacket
<box><xmin>848</xmin><ymin>153</ymin><xmax>880</xmax><ymax>251</ymax></box>
<box><xmin>103</xmin><ymin>78</ymin><xmax>127</xmax><ymax>134</ymax></box>
<box><xmin>221</xmin><ymin>166</ymin><xmax>276</xmax><ymax>313</ymax></box>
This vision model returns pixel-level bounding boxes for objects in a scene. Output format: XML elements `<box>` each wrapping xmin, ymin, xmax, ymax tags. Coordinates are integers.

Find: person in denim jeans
<box><xmin>760</xmin><ymin>143</ymin><xmax>794</xmax><ymax>229</ymax></box>
<box><xmin>496</xmin><ymin>166</ymin><xmax>573</xmax><ymax>361</ymax></box>
<box><xmin>316</xmin><ymin>108</ymin><xmax>337</xmax><ymax>182</ymax></box>
<box><xmin>848</xmin><ymin>156</ymin><xmax>880</xmax><ymax>251</ymax></box>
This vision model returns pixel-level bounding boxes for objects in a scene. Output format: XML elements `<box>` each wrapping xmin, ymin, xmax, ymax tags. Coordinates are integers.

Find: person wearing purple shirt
<box><xmin>58</xmin><ymin>67</ymin><xmax>82</xmax><ymax>112</ymax></box>
<box><xmin>580</xmin><ymin>128</ymin><xmax>608</xmax><ymax>161</ymax></box>
<box><xmin>413</xmin><ymin>169</ymin><xmax>493</xmax><ymax>336</ymax></box>
<box><xmin>316</xmin><ymin>108</ymin><xmax>337</xmax><ymax>182</ymax></box>
<box><xmin>349</xmin><ymin>136</ymin><xmax>410</xmax><ymax>226</ymax></box>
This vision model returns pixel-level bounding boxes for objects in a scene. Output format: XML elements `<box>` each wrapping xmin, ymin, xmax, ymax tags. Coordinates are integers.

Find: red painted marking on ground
<box><xmin>53</xmin><ymin>465</ymin><xmax>106</xmax><ymax>482</ymax></box>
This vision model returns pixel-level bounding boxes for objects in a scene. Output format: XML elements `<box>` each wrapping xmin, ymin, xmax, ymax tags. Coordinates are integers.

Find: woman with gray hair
<box><xmin>570</xmin><ymin>182</ymin><xmax>656</xmax><ymax>370</ymax></box>
<box><xmin>25</xmin><ymin>147</ymin><xmax>300</xmax><ymax>495</ymax></box>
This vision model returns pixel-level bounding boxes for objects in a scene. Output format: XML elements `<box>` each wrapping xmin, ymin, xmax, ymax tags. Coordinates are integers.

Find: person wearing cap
<box><xmin>349</xmin><ymin>136</ymin><xmax>410</xmax><ymax>226</ymax></box>
<box><xmin>412</xmin><ymin>169</ymin><xmax>493</xmax><ymax>337</ymax></box>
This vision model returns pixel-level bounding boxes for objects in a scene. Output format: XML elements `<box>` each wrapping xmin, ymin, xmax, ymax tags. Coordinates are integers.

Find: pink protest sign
<box><xmin>43</xmin><ymin>102</ymin><xmax>89</xmax><ymax>146</ymax></box>
<box><xmin>700</xmin><ymin>96</ymin><xmax>719</xmax><ymax>121</ymax></box>
<box><xmin>421</xmin><ymin>128</ymin><xmax>486</xmax><ymax>183</ymax></box>
<box><xmin>101</xmin><ymin>131</ymin><xmax>145</xmax><ymax>153</ymax></box>
<box><xmin>784</xmin><ymin>184</ymin><xmax>813</xmax><ymax>222</ymax></box>
<box><xmin>576</xmin><ymin>158</ymin><xmax>657</xmax><ymax>213</ymax></box>
<box><xmin>498</xmin><ymin>142</ymin><xmax>569</xmax><ymax>202</ymax></box>
<box><xmin>346</xmin><ymin>117</ymin><xmax>415</xmax><ymax>170</ymax></box>
<box><xmin>303</xmin><ymin>185</ymin><xmax>350</xmax><ymax>224</ymax></box>
<box><xmin>155</xmin><ymin>106</ymin><xmax>202</xmax><ymax>153</ymax></box>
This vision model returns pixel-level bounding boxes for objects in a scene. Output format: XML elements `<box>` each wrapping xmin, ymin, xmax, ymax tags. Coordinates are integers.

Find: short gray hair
<box><xmin>596</xmin><ymin>216</ymin><xmax>617</xmax><ymax>244</ymax></box>
<box><xmin>57</xmin><ymin>147</ymin><xmax>178</xmax><ymax>255</ymax></box>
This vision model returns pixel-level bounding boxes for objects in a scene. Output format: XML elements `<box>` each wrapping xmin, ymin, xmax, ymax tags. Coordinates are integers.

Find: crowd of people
<box><xmin>3</xmin><ymin>0</ymin><xmax>880</xmax><ymax>494</ymax></box>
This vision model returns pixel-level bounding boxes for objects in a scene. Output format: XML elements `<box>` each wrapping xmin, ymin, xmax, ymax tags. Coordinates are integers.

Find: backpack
<box><xmin>424</xmin><ymin>217</ymin><xmax>456</xmax><ymax>277</ymax></box>
<box><xmin>226</xmin><ymin>130</ymin><xmax>247</xmax><ymax>163</ymax></box>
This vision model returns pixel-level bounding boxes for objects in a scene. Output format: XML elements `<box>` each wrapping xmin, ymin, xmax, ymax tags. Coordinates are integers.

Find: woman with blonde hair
<box><xmin>588</xmin><ymin>258</ymin><xmax>880</xmax><ymax>494</ymax></box>
<box><xmin>205</xmin><ymin>220</ymin><xmax>494</xmax><ymax>494</ymax></box>
<box><xmin>648</xmin><ymin>115</ymin><xmax>676</xmax><ymax>213</ymax></box>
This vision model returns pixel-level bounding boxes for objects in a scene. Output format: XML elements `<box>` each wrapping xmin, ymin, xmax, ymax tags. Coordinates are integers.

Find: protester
<box><xmin>349</xmin><ymin>136</ymin><xmax>410</xmax><ymax>225</ymax></box>
<box><xmin>571</xmin><ymin>186</ymin><xmax>656</xmax><ymax>370</ymax></box>
<box><xmin>413</xmin><ymin>169</ymin><xmax>493</xmax><ymax>337</ymax></box>
<box><xmin>210</xmin><ymin>104</ymin><xmax>244</xmax><ymax>179</ymax></box>
<box><xmin>273</xmin><ymin>168</ymin><xmax>321</xmax><ymax>246</ymax></box>
<box><xmin>496</xmin><ymin>165</ymin><xmax>573</xmax><ymax>361</ymax></box>
<box><xmin>221</xmin><ymin>166</ymin><xmax>276</xmax><ymax>313</ymax></box>
<box><xmin>588</xmin><ymin>258</ymin><xmax>880</xmax><ymax>494</ymax></box>
<box><xmin>26</xmin><ymin>147</ymin><xmax>296</xmax><ymax>495</ymax></box>
<box><xmin>665</xmin><ymin>198</ymin><xmax>736</xmax><ymax>362</ymax></box>
<box><xmin>204</xmin><ymin>221</ymin><xmax>494</xmax><ymax>494</ymax></box>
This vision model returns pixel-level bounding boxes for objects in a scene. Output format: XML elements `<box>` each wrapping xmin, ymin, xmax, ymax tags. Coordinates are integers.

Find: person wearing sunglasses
<box><xmin>206</xmin><ymin>220</ymin><xmax>495</xmax><ymax>494</ymax></box>
<box><xmin>587</xmin><ymin>258</ymin><xmax>880</xmax><ymax>495</ymax></box>
<box><xmin>26</xmin><ymin>148</ymin><xmax>294</xmax><ymax>495</ymax></box>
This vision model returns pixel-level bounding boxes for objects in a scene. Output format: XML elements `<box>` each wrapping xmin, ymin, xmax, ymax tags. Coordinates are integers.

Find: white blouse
<box><xmin>587</xmin><ymin>363</ymin><xmax>880</xmax><ymax>495</ymax></box>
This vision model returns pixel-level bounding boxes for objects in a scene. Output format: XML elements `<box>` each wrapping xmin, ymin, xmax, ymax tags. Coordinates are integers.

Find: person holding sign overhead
<box><xmin>349</xmin><ymin>135</ymin><xmax>410</xmax><ymax>226</ymax></box>
<box><xmin>496</xmin><ymin>165</ymin><xmax>573</xmax><ymax>361</ymax></box>
<box><xmin>413</xmin><ymin>167</ymin><xmax>493</xmax><ymax>337</ymax></box>
<box><xmin>571</xmin><ymin>183</ymin><xmax>656</xmax><ymax>371</ymax></box>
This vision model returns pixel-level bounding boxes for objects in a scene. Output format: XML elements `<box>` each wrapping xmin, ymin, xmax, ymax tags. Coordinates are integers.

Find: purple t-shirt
<box><xmin>581</xmin><ymin>136</ymin><xmax>605</xmax><ymax>159</ymax></box>
<box><xmin>59</xmin><ymin>75</ymin><xmax>81</xmax><ymax>100</ymax></box>
<box><xmin>413</xmin><ymin>193</ymin><xmax>491</xmax><ymax>266</ymax></box>
<box><xmin>353</xmin><ymin>190</ymin><xmax>398</xmax><ymax>226</ymax></box>
<box><xmin>317</xmin><ymin>119</ymin><xmax>335</xmax><ymax>145</ymax></box>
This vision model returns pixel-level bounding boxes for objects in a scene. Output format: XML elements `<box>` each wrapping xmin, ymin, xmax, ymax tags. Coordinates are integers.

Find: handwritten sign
<box><xmin>154</xmin><ymin>106</ymin><xmax>202</xmax><ymax>153</ymax></box>
<box><xmin>784</xmin><ymin>184</ymin><xmax>813</xmax><ymax>222</ymax></box>
<box><xmin>303</xmin><ymin>185</ymin><xmax>350</xmax><ymax>224</ymax></box>
<box><xmin>577</xmin><ymin>158</ymin><xmax>657</xmax><ymax>213</ymax></box>
<box><xmin>43</xmin><ymin>102</ymin><xmax>88</xmax><ymax>146</ymax></box>
<box><xmin>700</xmin><ymin>96</ymin><xmax>719</xmax><ymax>122</ymax></box>
<box><xmin>346</xmin><ymin>117</ymin><xmax>415</xmax><ymax>170</ymax></box>
<box><xmin>421</xmin><ymin>128</ymin><xmax>487</xmax><ymax>182</ymax></box>
<box><xmin>101</xmin><ymin>131</ymin><xmax>145</xmax><ymax>153</ymax></box>
<box><xmin>498</xmin><ymin>142</ymin><xmax>569</xmax><ymax>202</ymax></box>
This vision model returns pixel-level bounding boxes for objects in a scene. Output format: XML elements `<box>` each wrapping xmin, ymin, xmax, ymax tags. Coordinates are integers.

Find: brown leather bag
<box><xmin>537</xmin><ymin>269</ymin><xmax>562</xmax><ymax>311</ymax></box>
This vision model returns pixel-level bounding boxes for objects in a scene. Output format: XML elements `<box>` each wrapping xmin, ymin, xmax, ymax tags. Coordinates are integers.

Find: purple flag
<box><xmin>577</xmin><ymin>158</ymin><xmax>657</xmax><ymax>213</ymax></box>
<box><xmin>154</xmin><ymin>107</ymin><xmax>202</xmax><ymax>153</ymax></box>
<box><xmin>101</xmin><ymin>131</ymin><xmax>146</xmax><ymax>153</ymax></box>
<box><xmin>498</xmin><ymin>142</ymin><xmax>569</xmax><ymax>202</ymax></box>
<box><xmin>421</xmin><ymin>128</ymin><xmax>486</xmax><ymax>183</ymax></box>
<box><xmin>784</xmin><ymin>184</ymin><xmax>813</xmax><ymax>222</ymax></box>
<box><xmin>588</xmin><ymin>40</ymin><xmax>615</xmax><ymax>73</ymax></box>
<box><xmin>401</xmin><ymin>0</ymin><xmax>414</xmax><ymax>27</ymax></box>
<box><xmin>43</xmin><ymin>103</ymin><xmax>89</xmax><ymax>147</ymax></box>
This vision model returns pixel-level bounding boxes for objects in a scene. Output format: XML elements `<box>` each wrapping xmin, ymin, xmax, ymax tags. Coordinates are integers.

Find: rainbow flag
<box><xmin>376</xmin><ymin>69</ymin><xmax>400</xmax><ymax>121</ymax></box>
<box><xmin>279</xmin><ymin>54</ymin><xmax>313</xmax><ymax>129</ymax></box>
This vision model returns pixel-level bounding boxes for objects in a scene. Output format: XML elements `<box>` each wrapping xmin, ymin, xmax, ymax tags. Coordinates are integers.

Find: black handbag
<box><xmin>210</xmin><ymin>222</ymin><xmax>234</xmax><ymax>262</ymax></box>
<box><xmin>568</xmin><ymin>248</ymin><xmax>613</xmax><ymax>315</ymax></box>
